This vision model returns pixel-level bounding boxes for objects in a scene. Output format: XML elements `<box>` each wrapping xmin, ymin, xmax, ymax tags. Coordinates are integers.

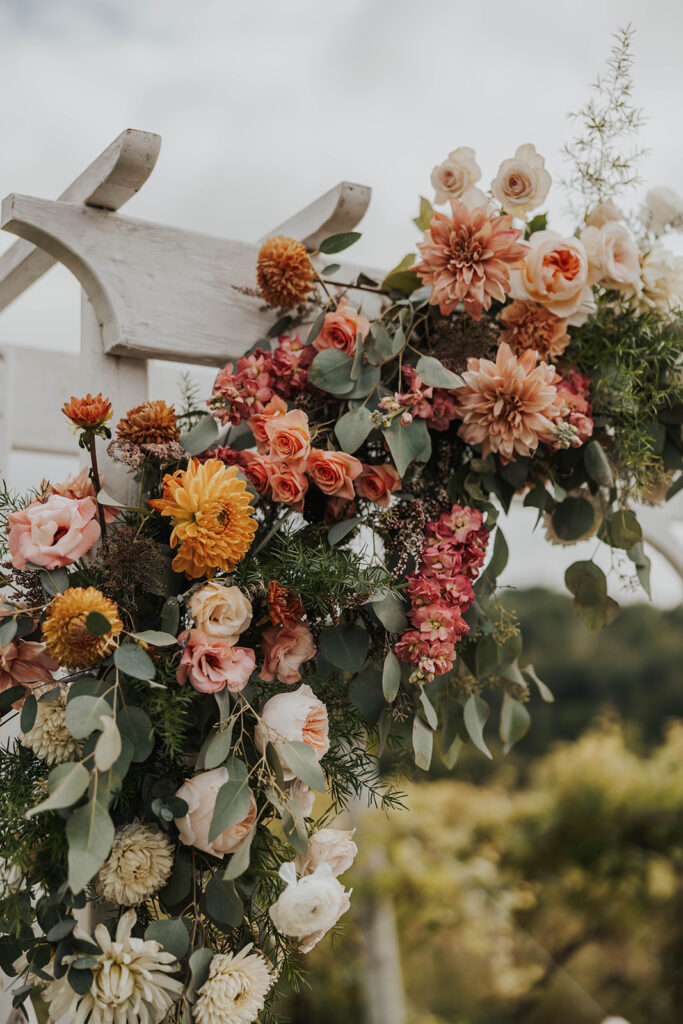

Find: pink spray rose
<box><xmin>307</xmin><ymin>449</ymin><xmax>362</xmax><ymax>501</ymax></box>
<box><xmin>264</xmin><ymin>409</ymin><xmax>311</xmax><ymax>469</ymax></box>
<box><xmin>355</xmin><ymin>465</ymin><xmax>401</xmax><ymax>507</ymax></box>
<box><xmin>313</xmin><ymin>300</ymin><xmax>370</xmax><ymax>357</ymax></box>
<box><xmin>260</xmin><ymin>623</ymin><xmax>316</xmax><ymax>685</ymax></box>
<box><xmin>177</xmin><ymin>629</ymin><xmax>255</xmax><ymax>694</ymax></box>
<box><xmin>8</xmin><ymin>494</ymin><xmax>101</xmax><ymax>570</ymax></box>
<box><xmin>266</xmin><ymin>461</ymin><xmax>309</xmax><ymax>511</ymax></box>
<box><xmin>247</xmin><ymin>395</ymin><xmax>287</xmax><ymax>452</ymax></box>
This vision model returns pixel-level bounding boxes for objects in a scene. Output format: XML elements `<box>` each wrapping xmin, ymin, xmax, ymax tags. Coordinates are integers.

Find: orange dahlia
<box><xmin>62</xmin><ymin>393</ymin><xmax>113</xmax><ymax>430</ymax></box>
<box><xmin>498</xmin><ymin>300</ymin><xmax>570</xmax><ymax>362</ymax></box>
<box><xmin>148</xmin><ymin>459</ymin><xmax>257</xmax><ymax>578</ymax></box>
<box><xmin>42</xmin><ymin>587</ymin><xmax>123</xmax><ymax>669</ymax></box>
<box><xmin>455</xmin><ymin>342</ymin><xmax>561</xmax><ymax>463</ymax></box>
<box><xmin>267</xmin><ymin>581</ymin><xmax>305</xmax><ymax>628</ymax></box>
<box><xmin>116</xmin><ymin>400</ymin><xmax>179</xmax><ymax>444</ymax></box>
<box><xmin>256</xmin><ymin>235</ymin><xmax>316</xmax><ymax>309</ymax></box>
<box><xmin>414</xmin><ymin>200</ymin><xmax>528</xmax><ymax>320</ymax></box>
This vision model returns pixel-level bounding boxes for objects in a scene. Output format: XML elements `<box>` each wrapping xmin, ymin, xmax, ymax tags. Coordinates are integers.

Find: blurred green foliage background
<box><xmin>275</xmin><ymin>588</ymin><xmax>683</xmax><ymax>1024</ymax></box>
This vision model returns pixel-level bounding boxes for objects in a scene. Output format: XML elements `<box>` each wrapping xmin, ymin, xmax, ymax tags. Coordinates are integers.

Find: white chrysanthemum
<box><xmin>43</xmin><ymin>909</ymin><xmax>183</xmax><ymax>1024</ymax></box>
<box><xmin>193</xmin><ymin>945</ymin><xmax>273</xmax><ymax>1024</ymax></box>
<box><xmin>638</xmin><ymin>242</ymin><xmax>683</xmax><ymax>313</ymax></box>
<box><xmin>96</xmin><ymin>822</ymin><xmax>174</xmax><ymax>906</ymax></box>
<box><xmin>19</xmin><ymin>692</ymin><xmax>79</xmax><ymax>765</ymax></box>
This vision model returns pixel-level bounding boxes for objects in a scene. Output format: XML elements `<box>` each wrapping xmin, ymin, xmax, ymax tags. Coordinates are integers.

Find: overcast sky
<box><xmin>0</xmin><ymin>0</ymin><xmax>681</xmax><ymax>605</ymax></box>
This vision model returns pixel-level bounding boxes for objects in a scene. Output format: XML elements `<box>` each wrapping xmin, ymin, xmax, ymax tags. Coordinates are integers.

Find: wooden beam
<box><xmin>0</xmin><ymin>129</ymin><xmax>161</xmax><ymax>312</ymax></box>
<box><xmin>262</xmin><ymin>181</ymin><xmax>371</xmax><ymax>250</ymax></box>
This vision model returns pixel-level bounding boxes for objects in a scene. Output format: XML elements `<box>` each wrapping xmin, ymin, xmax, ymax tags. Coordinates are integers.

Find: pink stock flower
<box><xmin>0</xmin><ymin>638</ymin><xmax>58</xmax><ymax>693</ymax></box>
<box><xmin>420</xmin><ymin>543</ymin><xmax>464</xmax><ymax>575</ymax></box>
<box><xmin>271</xmin><ymin>334</ymin><xmax>315</xmax><ymax>397</ymax></box>
<box><xmin>177</xmin><ymin>629</ymin><xmax>255</xmax><ymax>694</ymax></box>
<box><xmin>414</xmin><ymin>200</ymin><xmax>528</xmax><ymax>319</ymax></box>
<box><xmin>428</xmin><ymin>504</ymin><xmax>483</xmax><ymax>543</ymax></box>
<box><xmin>266</xmin><ymin>462</ymin><xmax>309</xmax><ymax>511</ymax></box>
<box><xmin>355</xmin><ymin>465</ymin><xmax>402</xmax><ymax>507</ymax></box>
<box><xmin>8</xmin><ymin>494</ymin><xmax>101</xmax><ymax>571</ymax></box>
<box><xmin>410</xmin><ymin>603</ymin><xmax>469</xmax><ymax>643</ymax></box>
<box><xmin>260</xmin><ymin>623</ymin><xmax>316</xmax><ymax>685</ymax></box>
<box><xmin>264</xmin><ymin>409</ymin><xmax>311</xmax><ymax>469</ymax></box>
<box><xmin>306</xmin><ymin>449</ymin><xmax>363</xmax><ymax>501</ymax></box>
<box><xmin>456</xmin><ymin>342</ymin><xmax>561</xmax><ymax>464</ymax></box>
<box><xmin>313</xmin><ymin>300</ymin><xmax>370</xmax><ymax>357</ymax></box>
<box><xmin>394</xmin><ymin>629</ymin><xmax>432</xmax><ymax>664</ymax></box>
<box><xmin>553</xmin><ymin>370</ymin><xmax>594</xmax><ymax>448</ymax></box>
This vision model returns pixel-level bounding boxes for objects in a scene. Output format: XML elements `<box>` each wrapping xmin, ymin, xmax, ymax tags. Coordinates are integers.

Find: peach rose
<box><xmin>177</xmin><ymin>629</ymin><xmax>255</xmax><ymax>694</ymax></box>
<box><xmin>8</xmin><ymin>494</ymin><xmax>101</xmax><ymax>571</ymax></box>
<box><xmin>0</xmin><ymin>639</ymin><xmax>58</xmax><ymax>693</ymax></box>
<box><xmin>430</xmin><ymin>146</ymin><xmax>481</xmax><ymax>205</ymax></box>
<box><xmin>247</xmin><ymin>395</ymin><xmax>287</xmax><ymax>453</ymax></box>
<box><xmin>491</xmin><ymin>143</ymin><xmax>551</xmax><ymax>217</ymax></box>
<box><xmin>313</xmin><ymin>300</ymin><xmax>370</xmax><ymax>357</ymax></box>
<box><xmin>260</xmin><ymin>624</ymin><xmax>316</xmax><ymax>686</ymax></box>
<box><xmin>254</xmin><ymin>683</ymin><xmax>329</xmax><ymax>779</ymax></box>
<box><xmin>307</xmin><ymin>449</ymin><xmax>362</xmax><ymax>501</ymax></box>
<box><xmin>510</xmin><ymin>230</ymin><xmax>596</xmax><ymax>325</ymax></box>
<box><xmin>295</xmin><ymin>828</ymin><xmax>357</xmax><ymax>877</ymax></box>
<box><xmin>264</xmin><ymin>409</ymin><xmax>311</xmax><ymax>469</ymax></box>
<box><xmin>46</xmin><ymin>467</ymin><xmax>119</xmax><ymax>523</ymax></box>
<box><xmin>581</xmin><ymin>222</ymin><xmax>640</xmax><ymax>290</ymax></box>
<box><xmin>355</xmin><ymin>464</ymin><xmax>401</xmax><ymax>507</ymax></box>
<box><xmin>266</xmin><ymin>461</ymin><xmax>309</xmax><ymax>511</ymax></box>
<box><xmin>241</xmin><ymin>451</ymin><xmax>272</xmax><ymax>495</ymax></box>
<box><xmin>174</xmin><ymin>766</ymin><xmax>257</xmax><ymax>858</ymax></box>
<box><xmin>188</xmin><ymin>583</ymin><xmax>253</xmax><ymax>644</ymax></box>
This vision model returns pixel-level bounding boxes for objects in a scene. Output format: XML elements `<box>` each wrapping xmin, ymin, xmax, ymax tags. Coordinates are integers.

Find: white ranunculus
<box><xmin>642</xmin><ymin>186</ymin><xmax>683</xmax><ymax>237</ymax></box>
<box><xmin>254</xmin><ymin>684</ymin><xmax>329</xmax><ymax>780</ymax></box>
<box><xmin>188</xmin><ymin>581</ymin><xmax>253</xmax><ymax>644</ymax></box>
<box><xmin>269</xmin><ymin>861</ymin><xmax>351</xmax><ymax>953</ymax></box>
<box><xmin>581</xmin><ymin>222</ymin><xmax>641</xmax><ymax>290</ymax></box>
<box><xmin>491</xmin><ymin>143</ymin><xmax>551</xmax><ymax>217</ymax></box>
<box><xmin>430</xmin><ymin>146</ymin><xmax>481</xmax><ymax>204</ymax></box>
<box><xmin>295</xmin><ymin>828</ymin><xmax>357</xmax><ymax>877</ymax></box>
<box><xmin>638</xmin><ymin>241</ymin><xmax>683</xmax><ymax>313</ymax></box>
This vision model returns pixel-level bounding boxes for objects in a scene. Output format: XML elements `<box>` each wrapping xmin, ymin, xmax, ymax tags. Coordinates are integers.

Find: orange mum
<box><xmin>267</xmin><ymin>581</ymin><xmax>305</xmax><ymax>628</ymax></box>
<box><xmin>256</xmin><ymin>235</ymin><xmax>316</xmax><ymax>309</ymax></box>
<box><xmin>62</xmin><ymin>393</ymin><xmax>112</xmax><ymax>430</ymax></box>
<box><xmin>116</xmin><ymin>400</ymin><xmax>179</xmax><ymax>444</ymax></box>
<box><xmin>148</xmin><ymin>459</ymin><xmax>257</xmax><ymax>578</ymax></box>
<box><xmin>43</xmin><ymin>587</ymin><xmax>123</xmax><ymax>669</ymax></box>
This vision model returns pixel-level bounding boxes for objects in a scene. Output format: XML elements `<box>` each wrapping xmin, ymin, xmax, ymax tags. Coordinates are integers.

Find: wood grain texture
<box><xmin>262</xmin><ymin>180</ymin><xmax>371</xmax><ymax>250</ymax></box>
<box><xmin>0</xmin><ymin>129</ymin><xmax>161</xmax><ymax>312</ymax></box>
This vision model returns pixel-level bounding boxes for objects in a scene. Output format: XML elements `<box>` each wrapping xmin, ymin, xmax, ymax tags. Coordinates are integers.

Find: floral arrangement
<box><xmin>0</xmin><ymin>27</ymin><xmax>681</xmax><ymax>1024</ymax></box>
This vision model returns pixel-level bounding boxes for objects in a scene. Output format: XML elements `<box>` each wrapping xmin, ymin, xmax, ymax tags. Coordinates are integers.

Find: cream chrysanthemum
<box><xmin>193</xmin><ymin>945</ymin><xmax>273</xmax><ymax>1024</ymax></box>
<box><xmin>43</xmin><ymin>909</ymin><xmax>182</xmax><ymax>1024</ymax></box>
<box><xmin>20</xmin><ymin>690</ymin><xmax>79</xmax><ymax>765</ymax></box>
<box><xmin>97</xmin><ymin>822</ymin><xmax>174</xmax><ymax>906</ymax></box>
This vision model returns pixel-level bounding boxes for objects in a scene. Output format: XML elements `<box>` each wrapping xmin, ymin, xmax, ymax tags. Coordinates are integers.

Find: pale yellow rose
<box><xmin>491</xmin><ymin>144</ymin><xmax>551</xmax><ymax>217</ymax></box>
<box><xmin>581</xmin><ymin>222</ymin><xmax>641</xmax><ymax>290</ymax></box>
<box><xmin>188</xmin><ymin>582</ymin><xmax>252</xmax><ymax>644</ymax></box>
<box><xmin>430</xmin><ymin>147</ymin><xmax>481</xmax><ymax>204</ymax></box>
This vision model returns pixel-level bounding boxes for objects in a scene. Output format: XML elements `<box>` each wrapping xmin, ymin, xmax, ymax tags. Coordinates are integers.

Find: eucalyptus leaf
<box><xmin>181</xmin><ymin>414</ymin><xmax>219</xmax><ymax>457</ymax></box>
<box><xmin>419</xmin><ymin>689</ymin><xmax>438</xmax><ymax>730</ymax></box>
<box><xmin>222</xmin><ymin>831</ymin><xmax>254</xmax><ymax>880</ymax></box>
<box><xmin>280</xmin><ymin>740</ymin><xmax>326</xmax><ymax>792</ymax></box>
<box><xmin>117</xmin><ymin>706</ymin><xmax>154</xmax><ymax>762</ymax></box>
<box><xmin>130</xmin><ymin>630</ymin><xmax>179</xmax><ymax>647</ymax></box>
<box><xmin>415</xmin><ymin>355</ymin><xmax>463</xmax><ymax>390</ymax></box>
<box><xmin>500</xmin><ymin>694</ymin><xmax>531</xmax><ymax>754</ymax></box>
<box><xmin>209</xmin><ymin>759</ymin><xmax>251</xmax><ymax>841</ymax></box>
<box><xmin>94</xmin><ymin>717</ymin><xmax>122</xmax><ymax>772</ymax></box>
<box><xmin>318</xmin><ymin>231</ymin><xmax>361</xmax><ymax>254</ymax></box>
<box><xmin>66</xmin><ymin>799</ymin><xmax>115</xmax><ymax>893</ymax></box>
<box><xmin>201</xmin><ymin>722</ymin><xmax>235</xmax><ymax>771</ymax></box>
<box><xmin>412</xmin><ymin>715</ymin><xmax>433</xmax><ymax>771</ymax></box>
<box><xmin>383</xmin><ymin>417</ymin><xmax>431</xmax><ymax>477</ymax></box>
<box><xmin>308</xmin><ymin>350</ymin><xmax>354</xmax><ymax>396</ymax></box>
<box><xmin>85</xmin><ymin>612</ymin><xmax>111</xmax><ymax>636</ymax></box>
<box><xmin>26</xmin><ymin>763</ymin><xmax>90</xmax><ymax>818</ymax></box>
<box><xmin>523</xmin><ymin>664</ymin><xmax>554</xmax><ymax>703</ymax></box>
<box><xmin>66</xmin><ymin>696</ymin><xmax>113</xmax><ymax>739</ymax></box>
<box><xmin>319</xmin><ymin>623</ymin><xmax>369</xmax><ymax>672</ymax></box>
<box><xmin>203</xmin><ymin>875</ymin><xmax>244</xmax><ymax>926</ymax></box>
<box><xmin>144</xmin><ymin>918</ymin><xmax>190</xmax><ymax>960</ymax></box>
<box><xmin>20</xmin><ymin>694</ymin><xmax>37</xmax><ymax>734</ymax></box>
<box><xmin>160</xmin><ymin>598</ymin><xmax>180</xmax><ymax>637</ymax></box>
<box><xmin>463</xmin><ymin>694</ymin><xmax>492</xmax><ymax>759</ymax></box>
<box><xmin>0</xmin><ymin>619</ymin><xmax>17</xmax><ymax>646</ymax></box>
<box><xmin>327</xmin><ymin>516</ymin><xmax>361</xmax><ymax>546</ymax></box>
<box><xmin>382</xmin><ymin>651</ymin><xmax>401</xmax><ymax>703</ymax></box>
<box><xmin>114</xmin><ymin>643</ymin><xmax>156</xmax><ymax>681</ymax></box>
<box><xmin>334</xmin><ymin>408</ymin><xmax>374</xmax><ymax>453</ymax></box>
<box><xmin>370</xmin><ymin>591</ymin><xmax>407</xmax><ymax>633</ymax></box>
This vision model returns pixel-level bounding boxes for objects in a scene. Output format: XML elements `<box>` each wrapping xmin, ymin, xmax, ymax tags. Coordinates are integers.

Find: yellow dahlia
<box><xmin>116</xmin><ymin>400</ymin><xmax>180</xmax><ymax>444</ymax></box>
<box><xmin>148</xmin><ymin>459</ymin><xmax>257</xmax><ymax>579</ymax></box>
<box><xmin>256</xmin><ymin>235</ymin><xmax>316</xmax><ymax>308</ymax></box>
<box><xmin>42</xmin><ymin>587</ymin><xmax>123</xmax><ymax>669</ymax></box>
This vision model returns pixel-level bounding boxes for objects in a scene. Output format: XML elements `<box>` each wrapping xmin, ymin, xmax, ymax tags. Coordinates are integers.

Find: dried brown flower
<box><xmin>99</xmin><ymin>526</ymin><xmax>166</xmax><ymax>611</ymax></box>
<box><xmin>256</xmin><ymin>236</ymin><xmax>316</xmax><ymax>309</ymax></box>
<box><xmin>116</xmin><ymin>400</ymin><xmax>179</xmax><ymax>445</ymax></box>
<box><xmin>431</xmin><ymin>312</ymin><xmax>500</xmax><ymax>375</ymax></box>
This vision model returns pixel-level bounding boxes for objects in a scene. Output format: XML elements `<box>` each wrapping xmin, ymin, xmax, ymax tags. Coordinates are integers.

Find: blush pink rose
<box><xmin>264</xmin><ymin>409</ymin><xmax>311</xmax><ymax>469</ymax></box>
<box><xmin>260</xmin><ymin>623</ymin><xmax>316</xmax><ymax>685</ymax></box>
<box><xmin>254</xmin><ymin>684</ymin><xmax>329</xmax><ymax>779</ymax></box>
<box><xmin>174</xmin><ymin>766</ymin><xmax>257</xmax><ymax>857</ymax></box>
<box><xmin>46</xmin><ymin>467</ymin><xmax>119</xmax><ymax>523</ymax></box>
<box><xmin>313</xmin><ymin>300</ymin><xmax>370</xmax><ymax>356</ymax></box>
<box><xmin>307</xmin><ymin>449</ymin><xmax>362</xmax><ymax>501</ymax></box>
<box><xmin>247</xmin><ymin>395</ymin><xmax>287</xmax><ymax>453</ymax></box>
<box><xmin>0</xmin><ymin>639</ymin><xmax>58</xmax><ymax>693</ymax></box>
<box><xmin>355</xmin><ymin>464</ymin><xmax>401</xmax><ymax>507</ymax></box>
<box><xmin>8</xmin><ymin>494</ymin><xmax>101</xmax><ymax>571</ymax></box>
<box><xmin>266</xmin><ymin>461</ymin><xmax>309</xmax><ymax>511</ymax></box>
<box><xmin>177</xmin><ymin>629</ymin><xmax>255</xmax><ymax>693</ymax></box>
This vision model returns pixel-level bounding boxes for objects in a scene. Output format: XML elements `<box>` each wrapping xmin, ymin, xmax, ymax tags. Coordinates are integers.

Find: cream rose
<box><xmin>510</xmin><ymin>230</ymin><xmax>596</xmax><ymax>325</ymax></box>
<box><xmin>174</xmin><ymin>767</ymin><xmax>257</xmax><ymax>858</ymax></box>
<box><xmin>638</xmin><ymin>241</ymin><xmax>683</xmax><ymax>313</ymax></box>
<box><xmin>491</xmin><ymin>144</ymin><xmax>551</xmax><ymax>217</ymax></box>
<box><xmin>642</xmin><ymin>186</ymin><xmax>683</xmax><ymax>237</ymax></box>
<box><xmin>295</xmin><ymin>828</ymin><xmax>357</xmax><ymax>877</ymax></box>
<box><xmin>254</xmin><ymin>683</ymin><xmax>329</xmax><ymax>780</ymax></box>
<box><xmin>269</xmin><ymin>861</ymin><xmax>351</xmax><ymax>953</ymax></box>
<box><xmin>585</xmin><ymin>198</ymin><xmax>623</xmax><ymax>228</ymax></box>
<box><xmin>430</xmin><ymin>146</ymin><xmax>481</xmax><ymax>204</ymax></box>
<box><xmin>188</xmin><ymin>582</ymin><xmax>253</xmax><ymax>644</ymax></box>
<box><xmin>581</xmin><ymin>222</ymin><xmax>641</xmax><ymax>290</ymax></box>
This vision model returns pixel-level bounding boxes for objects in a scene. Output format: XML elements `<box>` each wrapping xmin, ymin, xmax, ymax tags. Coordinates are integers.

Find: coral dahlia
<box><xmin>455</xmin><ymin>342</ymin><xmax>560</xmax><ymax>463</ymax></box>
<box><xmin>148</xmin><ymin>459</ymin><xmax>257</xmax><ymax>578</ymax></box>
<box><xmin>414</xmin><ymin>200</ymin><xmax>528</xmax><ymax>320</ymax></box>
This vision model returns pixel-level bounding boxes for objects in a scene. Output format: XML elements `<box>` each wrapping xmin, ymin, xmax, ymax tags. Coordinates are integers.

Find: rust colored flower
<box><xmin>256</xmin><ymin>236</ymin><xmax>316</xmax><ymax>309</ymax></box>
<box><xmin>267</xmin><ymin>581</ymin><xmax>305</xmax><ymax>628</ymax></box>
<box><xmin>498</xmin><ymin>300</ymin><xmax>570</xmax><ymax>362</ymax></box>
<box><xmin>116</xmin><ymin>400</ymin><xmax>180</xmax><ymax>445</ymax></box>
<box><xmin>413</xmin><ymin>200</ymin><xmax>528</xmax><ymax>320</ymax></box>
<box><xmin>42</xmin><ymin>587</ymin><xmax>123</xmax><ymax>669</ymax></box>
<box><xmin>455</xmin><ymin>342</ymin><xmax>560</xmax><ymax>463</ymax></box>
<box><xmin>148</xmin><ymin>459</ymin><xmax>257</xmax><ymax>579</ymax></box>
<box><xmin>62</xmin><ymin>393</ymin><xmax>112</xmax><ymax>430</ymax></box>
